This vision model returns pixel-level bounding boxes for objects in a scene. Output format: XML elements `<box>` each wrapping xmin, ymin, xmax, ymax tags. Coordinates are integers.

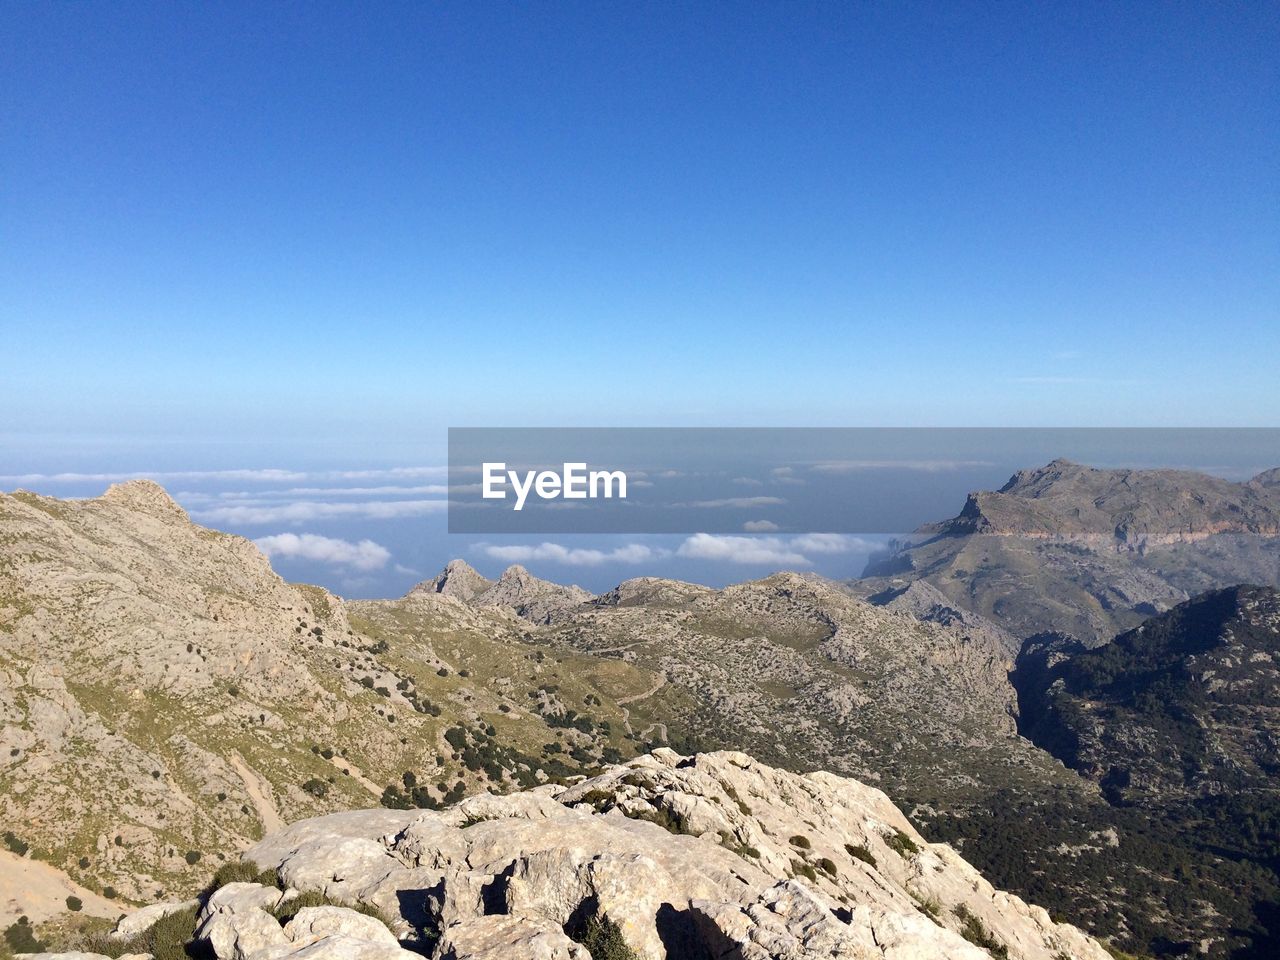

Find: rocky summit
<box><xmin>860</xmin><ymin>460</ymin><xmax>1280</xmax><ymax>644</ymax></box>
<box><xmin>24</xmin><ymin>749</ymin><xmax>1110</xmax><ymax>960</ymax></box>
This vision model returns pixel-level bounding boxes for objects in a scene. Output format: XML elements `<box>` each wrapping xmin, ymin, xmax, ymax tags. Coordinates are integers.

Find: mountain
<box><xmin>414</xmin><ymin>558</ymin><xmax>494</xmax><ymax>601</ymax></box>
<box><xmin>31</xmin><ymin>749</ymin><xmax>1111</xmax><ymax>960</ymax></box>
<box><xmin>0</xmin><ymin>483</ymin><xmax>656</xmax><ymax>919</ymax></box>
<box><xmin>5</xmin><ymin>481</ymin><xmax>1280</xmax><ymax>956</ymax></box>
<box><xmin>1014</xmin><ymin>585</ymin><xmax>1280</xmax><ymax>805</ymax></box>
<box><xmin>409</xmin><ymin>562</ymin><xmax>592</xmax><ymax>624</ymax></box>
<box><xmin>855</xmin><ymin>579</ymin><xmax>1021</xmax><ymax>657</ymax></box>
<box><xmin>931</xmin><ymin>459</ymin><xmax>1280</xmax><ymax>546</ymax></box>
<box><xmin>860</xmin><ymin>460</ymin><xmax>1280</xmax><ymax>644</ymax></box>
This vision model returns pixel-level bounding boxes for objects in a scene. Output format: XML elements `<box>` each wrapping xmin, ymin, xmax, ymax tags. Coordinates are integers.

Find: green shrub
<box><xmin>66</xmin><ymin>895</ymin><xmax>83</xmax><ymax>911</ymax></box>
<box><xmin>577</xmin><ymin>915</ymin><xmax>640</xmax><ymax>960</ymax></box>
<box><xmin>3</xmin><ymin>917</ymin><xmax>45</xmax><ymax>953</ymax></box>
<box><xmin>206</xmin><ymin>861</ymin><xmax>280</xmax><ymax>893</ymax></box>
<box><xmin>845</xmin><ymin>843</ymin><xmax>877</xmax><ymax>868</ymax></box>
<box><xmin>884</xmin><ymin>829</ymin><xmax>920</xmax><ymax>857</ymax></box>
<box><xmin>302</xmin><ymin>778</ymin><xmax>329</xmax><ymax>798</ymax></box>
<box><xmin>622</xmin><ymin>805</ymin><xmax>687</xmax><ymax>836</ymax></box>
<box><xmin>269</xmin><ymin>890</ymin><xmax>392</xmax><ymax>929</ymax></box>
<box><xmin>816</xmin><ymin>857</ymin><xmax>837</xmax><ymax>876</ymax></box>
<box><xmin>790</xmin><ymin>859</ymin><xmax>818</xmax><ymax>882</ymax></box>
<box><xmin>953</xmin><ymin>904</ymin><xmax>1009</xmax><ymax>958</ymax></box>
<box><xmin>789</xmin><ymin>834</ymin><xmax>811</xmax><ymax>849</ymax></box>
<box><xmin>2</xmin><ymin>832</ymin><xmax>28</xmax><ymax>856</ymax></box>
<box><xmin>184</xmin><ymin>850</ymin><xmax>201</xmax><ymax>865</ymax></box>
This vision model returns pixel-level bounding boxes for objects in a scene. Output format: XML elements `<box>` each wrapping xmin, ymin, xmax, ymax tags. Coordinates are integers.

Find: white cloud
<box><xmin>743</xmin><ymin>519</ymin><xmax>779</xmax><ymax>532</ymax></box>
<box><xmin>732</xmin><ymin>477</ymin><xmax>765</xmax><ymax>487</ymax></box>
<box><xmin>808</xmin><ymin>460</ymin><xmax>989</xmax><ymax>474</ymax></box>
<box><xmin>684</xmin><ymin>496</ymin><xmax>786</xmax><ymax>508</ymax></box>
<box><xmin>255</xmin><ymin>533</ymin><xmax>391</xmax><ymax>571</ymax></box>
<box><xmin>192</xmin><ymin>499</ymin><xmax>447</xmax><ymax>525</ymax></box>
<box><xmin>676</xmin><ymin>533</ymin><xmax>809</xmax><ymax>566</ymax></box>
<box><xmin>0</xmin><ymin>468</ymin><xmax>309</xmax><ymax>485</ymax></box>
<box><xmin>0</xmin><ymin>466</ymin><xmax>452</xmax><ymax>487</ymax></box>
<box><xmin>197</xmin><ymin>485</ymin><xmax>450</xmax><ymax>500</ymax></box>
<box><xmin>480</xmin><ymin>541</ymin><xmax>664</xmax><ymax>567</ymax></box>
<box><xmin>790</xmin><ymin>533</ymin><xmax>876</xmax><ymax>554</ymax></box>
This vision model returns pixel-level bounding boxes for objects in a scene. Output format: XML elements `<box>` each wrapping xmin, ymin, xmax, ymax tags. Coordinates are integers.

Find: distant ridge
<box><xmin>926</xmin><ymin>459</ymin><xmax>1280</xmax><ymax>547</ymax></box>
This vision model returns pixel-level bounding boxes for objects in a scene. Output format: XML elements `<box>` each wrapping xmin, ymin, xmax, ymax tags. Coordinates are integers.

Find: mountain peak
<box><xmin>411</xmin><ymin>558</ymin><xmax>493</xmax><ymax>601</ymax></box>
<box><xmin>99</xmin><ymin>478</ymin><xmax>189</xmax><ymax>522</ymax></box>
<box><xmin>1250</xmin><ymin>467</ymin><xmax>1280</xmax><ymax>489</ymax></box>
<box><xmin>932</xmin><ymin>460</ymin><xmax>1280</xmax><ymax>544</ymax></box>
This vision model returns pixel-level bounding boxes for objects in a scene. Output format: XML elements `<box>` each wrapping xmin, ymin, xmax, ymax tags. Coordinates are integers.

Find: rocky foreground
<box><xmin>23</xmin><ymin>749</ymin><xmax>1109</xmax><ymax>960</ymax></box>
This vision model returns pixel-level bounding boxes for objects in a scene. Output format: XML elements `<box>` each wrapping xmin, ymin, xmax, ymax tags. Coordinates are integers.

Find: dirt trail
<box><xmin>327</xmin><ymin>755</ymin><xmax>384</xmax><ymax>798</ymax></box>
<box><xmin>0</xmin><ymin>849</ymin><xmax>119</xmax><ymax>927</ymax></box>
<box><xmin>229</xmin><ymin>751</ymin><xmax>285</xmax><ymax>834</ymax></box>
<box><xmin>637</xmin><ymin>722</ymin><xmax>668</xmax><ymax>742</ymax></box>
<box><xmin>617</xmin><ymin>673</ymin><xmax>666</xmax><ymax>734</ymax></box>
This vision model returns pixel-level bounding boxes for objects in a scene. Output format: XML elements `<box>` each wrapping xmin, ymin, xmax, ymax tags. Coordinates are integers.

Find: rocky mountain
<box><xmin>416</xmin><ymin>560</ymin><xmax>494</xmax><ymax>601</ymax></box>
<box><xmin>20</xmin><ymin>749</ymin><xmax>1111</xmax><ymax>960</ymax></box>
<box><xmin>6</xmin><ymin>481</ymin><xmax>1280</xmax><ymax>957</ymax></box>
<box><xmin>410</xmin><ymin>562</ymin><xmax>592</xmax><ymax>624</ymax></box>
<box><xmin>416</xmin><ymin>561</ymin><xmax>1278</xmax><ymax>956</ymax></box>
<box><xmin>1014</xmin><ymin>585</ymin><xmax>1280</xmax><ymax>805</ymax></box>
<box><xmin>932</xmin><ymin>459</ymin><xmax>1280</xmax><ymax>545</ymax></box>
<box><xmin>860</xmin><ymin>460</ymin><xmax>1280</xmax><ymax>644</ymax></box>
<box><xmin>0</xmin><ymin>483</ymin><xmax>656</xmax><ymax>919</ymax></box>
<box><xmin>855</xmin><ymin>580</ymin><xmax>1021</xmax><ymax>657</ymax></box>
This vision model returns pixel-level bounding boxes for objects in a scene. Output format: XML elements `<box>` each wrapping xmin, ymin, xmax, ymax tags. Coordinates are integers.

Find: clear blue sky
<box><xmin>2</xmin><ymin>2</ymin><xmax>1277</xmax><ymax>596</ymax></box>
<box><xmin>3</xmin><ymin>0</ymin><xmax>1277</xmax><ymax>452</ymax></box>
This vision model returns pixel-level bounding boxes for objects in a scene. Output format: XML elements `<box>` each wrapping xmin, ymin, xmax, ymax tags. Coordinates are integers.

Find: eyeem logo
<box><xmin>482</xmin><ymin>462</ymin><xmax>627</xmax><ymax>511</ymax></box>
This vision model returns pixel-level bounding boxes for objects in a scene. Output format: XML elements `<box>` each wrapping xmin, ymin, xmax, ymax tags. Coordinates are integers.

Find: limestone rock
<box><xmin>112</xmin><ymin>899</ymin><xmax>199</xmax><ymax>939</ymax></box>
<box><xmin>233</xmin><ymin>750</ymin><xmax>1111</xmax><ymax>960</ymax></box>
<box><xmin>435</xmin><ymin>916</ymin><xmax>589</xmax><ymax>960</ymax></box>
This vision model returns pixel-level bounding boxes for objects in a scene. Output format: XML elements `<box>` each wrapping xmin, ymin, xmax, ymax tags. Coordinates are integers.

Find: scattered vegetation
<box><xmin>574</xmin><ymin>914</ymin><xmax>640</xmax><ymax>960</ymax></box>
<box><xmin>953</xmin><ymin>904</ymin><xmax>1009</xmax><ymax>959</ymax></box>
<box><xmin>884</xmin><ymin>829</ymin><xmax>920</xmax><ymax>857</ymax></box>
<box><xmin>61</xmin><ymin>904</ymin><xmax>200</xmax><ymax>960</ymax></box>
<box><xmin>845</xmin><ymin>843</ymin><xmax>877</xmax><ymax>868</ymax></box>
<box><xmin>3</xmin><ymin>917</ymin><xmax>44</xmax><ymax>954</ymax></box>
<box><xmin>269</xmin><ymin>889</ymin><xmax>393</xmax><ymax>928</ymax></box>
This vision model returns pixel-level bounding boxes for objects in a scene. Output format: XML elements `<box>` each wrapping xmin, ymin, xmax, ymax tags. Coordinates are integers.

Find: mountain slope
<box><xmin>1014</xmin><ymin>585</ymin><xmax>1280</xmax><ymax>804</ymax></box>
<box><xmin>860</xmin><ymin>460</ymin><xmax>1280</xmax><ymax>644</ymax></box>
<box><xmin>41</xmin><ymin>749</ymin><xmax>1112</xmax><ymax>960</ymax></box>
<box><xmin>0</xmin><ymin>483</ymin><xmax>656</xmax><ymax>911</ymax></box>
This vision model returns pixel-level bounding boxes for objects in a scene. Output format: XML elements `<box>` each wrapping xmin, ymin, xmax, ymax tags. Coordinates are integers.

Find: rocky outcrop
<box><xmin>470</xmin><ymin>565</ymin><xmax>592</xmax><ymax>624</ymax></box>
<box><xmin>928</xmin><ymin>459</ymin><xmax>1280</xmax><ymax>547</ymax></box>
<box><xmin>1015</xmin><ymin>585</ymin><xmax>1280</xmax><ymax>804</ymax></box>
<box><xmin>411</xmin><ymin>560</ymin><xmax>494</xmax><ymax>602</ymax></box>
<box><xmin>226</xmin><ymin>749</ymin><xmax>1109</xmax><ymax>960</ymax></box>
<box><xmin>409</xmin><ymin>562</ymin><xmax>592</xmax><ymax>624</ymax></box>
<box><xmin>860</xmin><ymin>579</ymin><xmax>1021</xmax><ymax>657</ymax></box>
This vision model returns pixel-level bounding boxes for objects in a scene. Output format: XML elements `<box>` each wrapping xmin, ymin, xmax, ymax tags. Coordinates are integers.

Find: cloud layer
<box><xmin>480</xmin><ymin>542</ymin><xmax>663</xmax><ymax>566</ymax></box>
<box><xmin>255</xmin><ymin>532</ymin><xmax>392</xmax><ymax>570</ymax></box>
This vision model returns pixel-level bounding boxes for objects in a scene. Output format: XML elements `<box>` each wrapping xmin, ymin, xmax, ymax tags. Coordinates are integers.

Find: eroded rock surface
<box><xmin>224</xmin><ymin>749</ymin><xmax>1109</xmax><ymax>960</ymax></box>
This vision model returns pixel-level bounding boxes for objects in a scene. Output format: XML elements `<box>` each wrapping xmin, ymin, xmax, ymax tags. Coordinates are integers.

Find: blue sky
<box><xmin>2</xmin><ymin>2</ymin><xmax>1277</xmax><ymax>594</ymax></box>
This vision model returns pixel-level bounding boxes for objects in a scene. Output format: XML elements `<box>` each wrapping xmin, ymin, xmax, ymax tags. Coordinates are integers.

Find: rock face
<box><xmin>414</xmin><ymin>560</ymin><xmax>494</xmax><ymax>602</ymax></box>
<box><xmin>409</xmin><ymin>563</ymin><xmax>592</xmax><ymax>624</ymax></box>
<box><xmin>0</xmin><ymin>484</ymin><xmax>648</xmax><ymax>903</ymax></box>
<box><xmin>931</xmin><ymin>459</ymin><xmax>1280</xmax><ymax>546</ymax></box>
<box><xmin>1015</xmin><ymin>585</ymin><xmax>1280</xmax><ymax>804</ymax></box>
<box><xmin>226</xmin><ymin>749</ymin><xmax>1109</xmax><ymax>960</ymax></box>
<box><xmin>860</xmin><ymin>460</ymin><xmax>1280</xmax><ymax>645</ymax></box>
